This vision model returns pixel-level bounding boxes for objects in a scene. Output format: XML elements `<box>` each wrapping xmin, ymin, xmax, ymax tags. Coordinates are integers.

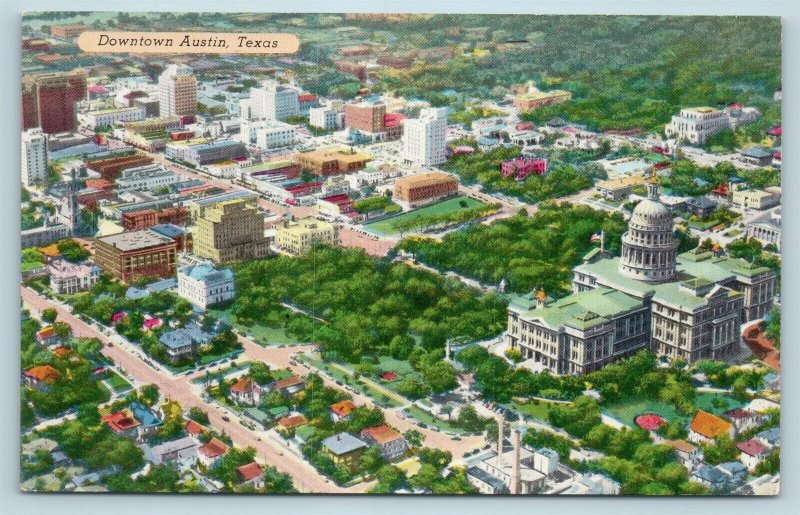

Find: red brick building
<box><xmin>121</xmin><ymin>206</ymin><xmax>189</xmax><ymax>230</ymax></box>
<box><xmin>345</xmin><ymin>101</ymin><xmax>386</xmax><ymax>133</ymax></box>
<box><xmin>393</xmin><ymin>172</ymin><xmax>459</xmax><ymax>208</ymax></box>
<box><xmin>93</xmin><ymin>229</ymin><xmax>178</xmax><ymax>283</ymax></box>
<box><xmin>84</xmin><ymin>151</ymin><xmax>154</xmax><ymax>180</ymax></box>
<box><xmin>22</xmin><ymin>71</ymin><xmax>87</xmax><ymax>134</ymax></box>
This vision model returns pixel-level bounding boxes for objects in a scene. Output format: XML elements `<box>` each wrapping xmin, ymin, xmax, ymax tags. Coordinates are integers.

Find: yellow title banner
<box><xmin>77</xmin><ymin>31</ymin><xmax>299</xmax><ymax>54</ymax></box>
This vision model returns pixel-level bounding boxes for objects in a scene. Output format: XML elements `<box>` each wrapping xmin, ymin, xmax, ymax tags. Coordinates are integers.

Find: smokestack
<box><xmin>497</xmin><ymin>414</ymin><xmax>505</xmax><ymax>457</ymax></box>
<box><xmin>511</xmin><ymin>429</ymin><xmax>521</xmax><ymax>495</ymax></box>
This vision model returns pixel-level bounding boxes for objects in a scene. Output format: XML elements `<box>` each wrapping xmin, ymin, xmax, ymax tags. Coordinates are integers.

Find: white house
<box><xmin>48</xmin><ymin>259</ymin><xmax>101</xmax><ymax>294</ymax></box>
<box><xmin>147</xmin><ymin>436</ymin><xmax>198</xmax><ymax>468</ymax></box>
<box><xmin>737</xmin><ymin>439</ymin><xmax>771</xmax><ymax>471</ymax></box>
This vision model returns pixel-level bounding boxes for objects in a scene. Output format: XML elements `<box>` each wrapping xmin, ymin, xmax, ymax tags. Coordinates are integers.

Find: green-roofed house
<box><xmin>507</xmin><ymin>179</ymin><xmax>776</xmax><ymax>373</ymax></box>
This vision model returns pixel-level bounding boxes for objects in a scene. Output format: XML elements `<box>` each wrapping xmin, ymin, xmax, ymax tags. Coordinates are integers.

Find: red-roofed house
<box><xmin>111</xmin><ymin>311</ymin><xmax>127</xmax><ymax>324</ymax></box>
<box><xmin>102</xmin><ymin>409</ymin><xmax>141</xmax><ymax>437</ymax></box>
<box><xmin>23</xmin><ymin>365</ymin><xmax>61</xmax><ymax>390</ymax></box>
<box><xmin>228</xmin><ymin>377</ymin><xmax>262</xmax><ymax>406</ymax></box>
<box><xmin>277</xmin><ymin>414</ymin><xmax>307</xmax><ymax>433</ymax></box>
<box><xmin>330</xmin><ymin>400</ymin><xmax>357</xmax><ymax>422</ymax></box>
<box><xmin>688</xmin><ymin>411</ymin><xmax>733</xmax><ymax>445</ymax></box>
<box><xmin>185</xmin><ymin>419</ymin><xmax>206</xmax><ymax>443</ymax></box>
<box><xmin>270</xmin><ymin>376</ymin><xmax>305</xmax><ymax>397</ymax></box>
<box><xmin>142</xmin><ymin>317</ymin><xmax>163</xmax><ymax>331</ymax></box>
<box><xmin>360</xmin><ymin>425</ymin><xmax>409</xmax><ymax>461</ymax></box>
<box><xmin>237</xmin><ymin>462</ymin><xmax>265</xmax><ymax>488</ymax></box>
<box><xmin>198</xmin><ymin>437</ymin><xmax>229</xmax><ymax>468</ymax></box>
<box><xmin>737</xmin><ymin>438</ymin><xmax>771</xmax><ymax>471</ymax></box>
<box><xmin>723</xmin><ymin>408</ymin><xmax>765</xmax><ymax>436</ymax></box>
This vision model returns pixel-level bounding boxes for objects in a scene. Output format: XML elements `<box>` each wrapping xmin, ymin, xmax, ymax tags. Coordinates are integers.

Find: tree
<box><xmin>139</xmin><ymin>384</ymin><xmax>160</xmax><ymax>406</ymax></box>
<box><xmin>370</xmin><ymin>465</ymin><xmax>404</xmax><ymax>493</ymax></box>
<box><xmin>41</xmin><ymin>308</ymin><xmax>58</xmax><ymax>324</ymax></box>
<box><xmin>456</xmin><ymin>406</ymin><xmax>486</xmax><ymax>433</ymax></box>
<box><xmin>56</xmin><ymin>240</ymin><xmax>90</xmax><ymax>263</ymax></box>
<box><xmin>247</xmin><ymin>362</ymin><xmax>273</xmax><ymax>385</ymax></box>
<box><xmin>76</xmin><ymin>403</ymin><xmax>101</xmax><ymax>427</ymax></box>
<box><xmin>53</xmin><ymin>321</ymin><xmax>71</xmax><ymax>339</ymax></box>
<box><xmin>701</xmin><ymin>434</ymin><xmax>739</xmax><ymax>465</ymax></box>
<box><xmin>405</xmin><ymin>429</ymin><xmax>424</xmax><ymax>449</ymax></box>
<box><xmin>360</xmin><ymin>446</ymin><xmax>384</xmax><ymax>473</ymax></box>
<box><xmin>189</xmin><ymin>407</ymin><xmax>210</xmax><ymax>425</ymax></box>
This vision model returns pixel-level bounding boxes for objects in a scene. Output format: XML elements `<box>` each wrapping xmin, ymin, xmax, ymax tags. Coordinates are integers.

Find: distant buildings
<box><xmin>500</xmin><ymin>157</ymin><xmax>547</xmax><ymax>181</ymax></box>
<box><xmin>21</xmin><ymin>128</ymin><xmax>48</xmax><ymax>187</ymax></box>
<box><xmin>115</xmin><ymin>164</ymin><xmax>179</xmax><ymax>191</ymax></box>
<box><xmin>276</xmin><ymin>217</ymin><xmax>337</xmax><ymax>254</ymax></box>
<box><xmin>121</xmin><ymin>206</ymin><xmax>188</xmax><ymax>231</ymax></box>
<box><xmin>158</xmin><ymin>64</ymin><xmax>197</xmax><ymax>117</ymax></box>
<box><xmin>595</xmin><ymin>176</ymin><xmax>645</xmax><ymax>201</ymax></box>
<box><xmin>77</xmin><ymin>106</ymin><xmax>145</xmax><ymax>130</ymax></box>
<box><xmin>192</xmin><ymin>194</ymin><xmax>269</xmax><ymax>264</ymax></box>
<box><xmin>48</xmin><ymin>259</ymin><xmax>101</xmax><ymax>294</ymax></box>
<box><xmin>93</xmin><ymin>229</ymin><xmax>179</xmax><ymax>282</ymax></box>
<box><xmin>167</xmin><ymin>139</ymin><xmax>248</xmax><ymax>167</ymax></box>
<box><xmin>84</xmin><ymin>149</ymin><xmax>155</xmax><ymax>180</ymax></box>
<box><xmin>177</xmin><ymin>260</ymin><xmax>235</xmax><ymax>309</ymax></box>
<box><xmin>393</xmin><ymin>172</ymin><xmax>459</xmax><ymax>209</ymax></box>
<box><xmin>22</xmin><ymin>71</ymin><xmax>87</xmax><ymax>134</ymax></box>
<box><xmin>402</xmin><ymin>107</ymin><xmax>448</xmax><ymax>167</ymax></box>
<box><xmin>242</xmin><ymin>80</ymin><xmax>299</xmax><ymax>121</ymax></box>
<box><xmin>512</xmin><ymin>82</ymin><xmax>572</xmax><ymax>111</ymax></box>
<box><xmin>297</xmin><ymin>147</ymin><xmax>371</xmax><ymax>177</ymax></box>
<box><xmin>738</xmin><ymin>146</ymin><xmax>774</xmax><ymax>167</ymax></box>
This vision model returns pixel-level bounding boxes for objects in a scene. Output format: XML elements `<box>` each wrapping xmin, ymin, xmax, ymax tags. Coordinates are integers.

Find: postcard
<box><xmin>19</xmin><ymin>12</ymin><xmax>781</xmax><ymax>495</ymax></box>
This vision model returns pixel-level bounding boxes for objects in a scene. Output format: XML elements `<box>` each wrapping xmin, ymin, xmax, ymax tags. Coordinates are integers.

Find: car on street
<box><xmin>222</xmin><ymin>415</ymin><xmax>230</xmax><ymax>422</ymax></box>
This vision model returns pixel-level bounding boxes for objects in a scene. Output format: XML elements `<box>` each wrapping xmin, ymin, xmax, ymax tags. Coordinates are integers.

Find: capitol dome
<box><xmin>618</xmin><ymin>176</ymin><xmax>678</xmax><ymax>282</ymax></box>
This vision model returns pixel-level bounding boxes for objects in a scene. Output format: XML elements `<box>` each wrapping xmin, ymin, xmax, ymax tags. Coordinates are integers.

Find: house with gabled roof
<box><xmin>688</xmin><ymin>410</ymin><xmax>733</xmax><ymax>445</ymax></box>
<box><xmin>360</xmin><ymin>424</ymin><xmax>409</xmax><ymax>461</ymax></box>
<box><xmin>228</xmin><ymin>377</ymin><xmax>262</xmax><ymax>406</ymax></box>
<box><xmin>23</xmin><ymin>365</ymin><xmax>60</xmax><ymax>391</ymax></box>
<box><xmin>723</xmin><ymin>408</ymin><xmax>765</xmax><ymax>436</ymax></box>
<box><xmin>737</xmin><ymin>439</ymin><xmax>771</xmax><ymax>471</ymax></box>
<box><xmin>330</xmin><ymin>400</ymin><xmax>357</xmax><ymax>422</ymax></box>
<box><xmin>198</xmin><ymin>437</ymin><xmax>229</xmax><ymax>468</ymax></box>
<box><xmin>236</xmin><ymin>462</ymin><xmax>264</xmax><ymax>489</ymax></box>
<box><xmin>269</xmin><ymin>375</ymin><xmax>305</xmax><ymax>397</ymax></box>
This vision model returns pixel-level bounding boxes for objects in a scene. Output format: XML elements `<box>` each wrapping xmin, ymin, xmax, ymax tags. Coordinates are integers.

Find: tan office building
<box><xmin>192</xmin><ymin>196</ymin><xmax>269</xmax><ymax>264</ymax></box>
<box><xmin>276</xmin><ymin>217</ymin><xmax>337</xmax><ymax>254</ymax></box>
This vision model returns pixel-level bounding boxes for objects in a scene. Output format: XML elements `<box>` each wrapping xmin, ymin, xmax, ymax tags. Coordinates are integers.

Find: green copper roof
<box><xmin>518</xmin><ymin>287</ymin><xmax>642</xmax><ymax>331</ymax></box>
<box><xmin>575</xmin><ymin>252</ymin><xmax>760</xmax><ymax>311</ymax></box>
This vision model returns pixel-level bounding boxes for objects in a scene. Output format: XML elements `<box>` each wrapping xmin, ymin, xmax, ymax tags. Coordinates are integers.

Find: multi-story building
<box><xmin>746</xmin><ymin>207</ymin><xmax>781</xmax><ymax>250</ymax></box>
<box><xmin>158</xmin><ymin>64</ymin><xmax>197</xmax><ymax>117</ymax></box>
<box><xmin>512</xmin><ymin>82</ymin><xmax>572</xmax><ymax>111</ymax></box>
<box><xmin>93</xmin><ymin>229</ymin><xmax>179</xmax><ymax>282</ymax></box>
<box><xmin>297</xmin><ymin>147</ymin><xmax>372</xmax><ymax>177</ymax></box>
<box><xmin>298</xmin><ymin>93</ymin><xmax>320</xmax><ymax>115</ymax></box>
<box><xmin>239</xmin><ymin>119</ymin><xmax>296</xmax><ymax>149</ymax></box>
<box><xmin>77</xmin><ymin>106</ymin><xmax>145</xmax><ymax>130</ymax></box>
<box><xmin>359</xmin><ymin>425</ymin><xmax>409</xmax><ymax>462</ymax></box>
<box><xmin>21</xmin><ymin>128</ymin><xmax>48</xmax><ymax>187</ymax></box>
<box><xmin>173</xmin><ymin>140</ymin><xmax>248</xmax><ymax>167</ymax></box>
<box><xmin>320</xmin><ymin>433</ymin><xmax>368</xmax><ymax>473</ymax></box>
<box><xmin>121</xmin><ymin>206</ymin><xmax>189</xmax><ymax>231</ymax></box>
<box><xmin>22</xmin><ymin>71</ymin><xmax>87</xmax><ymax>134</ymax></box>
<box><xmin>732</xmin><ymin>188</ymin><xmax>780</xmax><ymax>210</ymax></box>
<box><xmin>500</xmin><ymin>157</ymin><xmax>547</xmax><ymax>181</ymax></box>
<box><xmin>84</xmin><ymin>149</ymin><xmax>155</xmax><ymax>180</ymax></box>
<box><xmin>309</xmin><ymin>106</ymin><xmax>342</xmax><ymax>131</ymax></box>
<box><xmin>393</xmin><ymin>172</ymin><xmax>459</xmax><ymax>209</ymax></box>
<box><xmin>275</xmin><ymin>217</ymin><xmax>337</xmax><ymax>254</ymax></box>
<box><xmin>177</xmin><ymin>260</ymin><xmax>235</xmax><ymax>309</ymax></box>
<box><xmin>245</xmin><ymin>80</ymin><xmax>299</xmax><ymax>121</ymax></box>
<box><xmin>665</xmin><ymin>107</ymin><xmax>731</xmax><ymax>145</ymax></box>
<box><xmin>192</xmin><ymin>195</ymin><xmax>269</xmax><ymax>264</ymax></box>
<box><xmin>401</xmin><ymin>107</ymin><xmax>448</xmax><ymax>167</ymax></box>
<box><xmin>115</xmin><ymin>164</ymin><xmax>179</xmax><ymax>191</ymax></box>
<box><xmin>48</xmin><ymin>259</ymin><xmax>101</xmax><ymax>294</ymax></box>
<box><xmin>345</xmin><ymin>100</ymin><xmax>385</xmax><ymax>133</ymax></box>
<box><xmin>507</xmin><ymin>177</ymin><xmax>776</xmax><ymax>373</ymax></box>
<box><xmin>240</xmin><ymin>160</ymin><xmax>301</xmax><ymax>184</ymax></box>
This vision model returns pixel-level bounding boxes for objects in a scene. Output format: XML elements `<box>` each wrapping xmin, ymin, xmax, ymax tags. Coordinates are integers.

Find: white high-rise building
<box><xmin>247</xmin><ymin>80</ymin><xmax>299</xmax><ymax>121</ymax></box>
<box><xmin>664</xmin><ymin>107</ymin><xmax>730</xmax><ymax>145</ymax></box>
<box><xmin>401</xmin><ymin>107</ymin><xmax>448</xmax><ymax>167</ymax></box>
<box><xmin>21</xmin><ymin>128</ymin><xmax>48</xmax><ymax>187</ymax></box>
<box><xmin>158</xmin><ymin>64</ymin><xmax>197</xmax><ymax>117</ymax></box>
<box><xmin>309</xmin><ymin>106</ymin><xmax>342</xmax><ymax>130</ymax></box>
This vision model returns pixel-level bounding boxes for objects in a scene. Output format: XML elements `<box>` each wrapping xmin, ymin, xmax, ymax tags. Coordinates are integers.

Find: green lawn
<box><xmin>602</xmin><ymin>393</ymin><xmax>745</xmax><ymax>427</ymax></box>
<box><xmin>296</xmin><ymin>354</ymin><xmax>404</xmax><ymax>408</ymax></box>
<box><xmin>504</xmin><ymin>400</ymin><xmax>558</xmax><ymax>422</ymax></box>
<box><xmin>405</xmin><ymin>405</ymin><xmax>469</xmax><ymax>435</ymax></box>
<box><xmin>208</xmin><ymin>305</ymin><xmax>300</xmax><ymax>346</ymax></box>
<box><xmin>106</xmin><ymin>372</ymin><xmax>132</xmax><ymax>392</ymax></box>
<box><xmin>364</xmin><ymin>196</ymin><xmax>489</xmax><ymax>236</ymax></box>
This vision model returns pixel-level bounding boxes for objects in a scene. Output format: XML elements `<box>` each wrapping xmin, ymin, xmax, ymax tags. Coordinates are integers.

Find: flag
<box><xmin>590</xmin><ymin>232</ymin><xmax>602</xmax><ymax>242</ymax></box>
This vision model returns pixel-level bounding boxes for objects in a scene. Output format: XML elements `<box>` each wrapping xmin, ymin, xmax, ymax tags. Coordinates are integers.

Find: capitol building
<box><xmin>505</xmin><ymin>176</ymin><xmax>776</xmax><ymax>375</ymax></box>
